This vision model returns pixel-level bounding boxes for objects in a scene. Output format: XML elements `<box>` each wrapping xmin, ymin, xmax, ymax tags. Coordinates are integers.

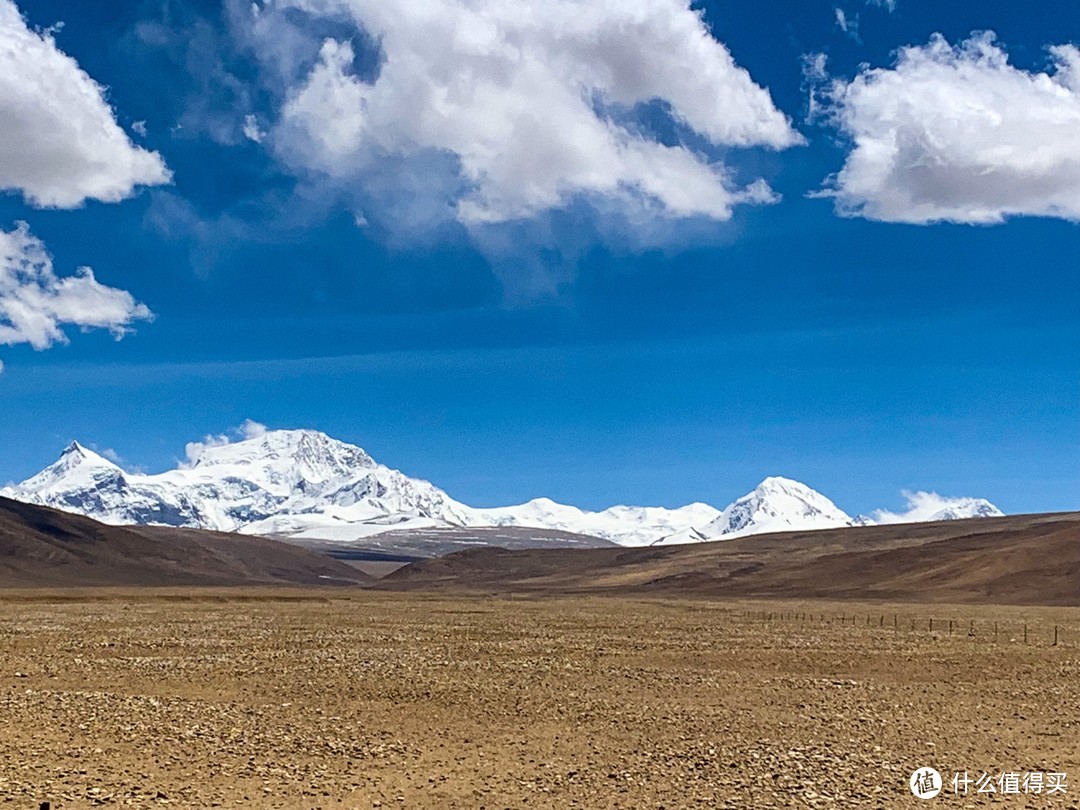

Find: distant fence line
<box><xmin>736</xmin><ymin>609</ymin><xmax>1066</xmax><ymax>647</ymax></box>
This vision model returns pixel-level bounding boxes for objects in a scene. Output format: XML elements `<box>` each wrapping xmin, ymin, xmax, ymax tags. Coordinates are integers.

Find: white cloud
<box><xmin>834</xmin><ymin>9</ymin><xmax>859</xmax><ymax>41</ymax></box>
<box><xmin>242</xmin><ymin>113</ymin><xmax>265</xmax><ymax>143</ymax></box>
<box><xmin>818</xmin><ymin>32</ymin><xmax>1080</xmax><ymax>224</ymax></box>
<box><xmin>247</xmin><ymin>0</ymin><xmax>801</xmax><ymax>226</ymax></box>
<box><xmin>182</xmin><ymin>419</ymin><xmax>269</xmax><ymax>467</ymax></box>
<box><xmin>91</xmin><ymin>445</ymin><xmax>124</xmax><ymax>464</ymax></box>
<box><xmin>0</xmin><ymin>222</ymin><xmax>153</xmax><ymax>356</ymax></box>
<box><xmin>182</xmin><ymin>433</ymin><xmax>231</xmax><ymax>468</ymax></box>
<box><xmin>871</xmin><ymin>490</ymin><xmax>1003</xmax><ymax>524</ymax></box>
<box><xmin>803</xmin><ymin>52</ymin><xmax>829</xmax><ymax>83</ymax></box>
<box><xmin>0</xmin><ymin>1</ymin><xmax>171</xmax><ymax>207</ymax></box>
<box><xmin>240</xmin><ymin>419</ymin><xmax>268</xmax><ymax>439</ymax></box>
<box><xmin>866</xmin><ymin>0</ymin><xmax>897</xmax><ymax>12</ymax></box>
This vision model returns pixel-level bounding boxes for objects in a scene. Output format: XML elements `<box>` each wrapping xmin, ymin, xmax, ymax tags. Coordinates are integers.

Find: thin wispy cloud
<box><xmin>834</xmin><ymin>8</ymin><xmax>860</xmax><ymax>42</ymax></box>
<box><xmin>242</xmin><ymin>114</ymin><xmax>265</xmax><ymax>143</ymax></box>
<box><xmin>866</xmin><ymin>0</ymin><xmax>897</xmax><ymax>12</ymax></box>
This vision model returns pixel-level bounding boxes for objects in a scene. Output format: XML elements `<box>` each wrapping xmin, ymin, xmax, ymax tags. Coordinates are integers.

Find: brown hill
<box><xmin>0</xmin><ymin>497</ymin><xmax>369</xmax><ymax>588</ymax></box>
<box><xmin>383</xmin><ymin>512</ymin><xmax>1080</xmax><ymax>605</ymax></box>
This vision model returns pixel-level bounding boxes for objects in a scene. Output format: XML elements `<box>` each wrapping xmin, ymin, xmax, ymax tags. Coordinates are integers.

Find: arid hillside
<box><xmin>385</xmin><ymin>512</ymin><xmax>1080</xmax><ymax>605</ymax></box>
<box><xmin>0</xmin><ymin>497</ymin><xmax>368</xmax><ymax>587</ymax></box>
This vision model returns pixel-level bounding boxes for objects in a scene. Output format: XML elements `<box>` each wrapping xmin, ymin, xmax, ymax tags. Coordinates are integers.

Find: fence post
<box><xmin>1054</xmin><ymin>626</ymin><xmax>1059</xmax><ymax>647</ymax></box>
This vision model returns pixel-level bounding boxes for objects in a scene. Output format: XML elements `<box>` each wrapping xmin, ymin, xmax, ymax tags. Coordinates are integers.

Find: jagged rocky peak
<box><xmin>188</xmin><ymin>429</ymin><xmax>377</xmax><ymax>483</ymax></box>
<box><xmin>59</xmin><ymin>441</ymin><xmax>117</xmax><ymax>465</ymax></box>
<box><xmin>19</xmin><ymin>441</ymin><xmax>123</xmax><ymax>491</ymax></box>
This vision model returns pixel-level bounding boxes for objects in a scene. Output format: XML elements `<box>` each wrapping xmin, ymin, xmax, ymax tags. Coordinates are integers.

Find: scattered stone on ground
<box><xmin>0</xmin><ymin>592</ymin><xmax>1076</xmax><ymax>808</ymax></box>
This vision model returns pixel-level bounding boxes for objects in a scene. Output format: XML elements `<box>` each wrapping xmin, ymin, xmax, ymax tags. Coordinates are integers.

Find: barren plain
<box><xmin>1</xmin><ymin>591</ymin><xmax>1077</xmax><ymax>809</ymax></box>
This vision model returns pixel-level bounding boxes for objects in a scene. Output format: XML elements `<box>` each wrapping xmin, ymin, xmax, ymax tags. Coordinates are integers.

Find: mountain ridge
<box><xmin>1</xmin><ymin>428</ymin><xmax>1004</xmax><ymax>548</ymax></box>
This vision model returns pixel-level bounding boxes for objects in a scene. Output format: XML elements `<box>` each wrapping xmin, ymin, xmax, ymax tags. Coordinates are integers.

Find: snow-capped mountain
<box><xmin>870</xmin><ymin>492</ymin><xmax>1005</xmax><ymax>525</ymax></box>
<box><xmin>1</xmin><ymin>428</ymin><xmax>1005</xmax><ymax>548</ymax></box>
<box><xmin>2</xmin><ymin>432</ymin><xmax>474</xmax><ymax>536</ymax></box>
<box><xmin>465</xmin><ymin>499</ymin><xmax>721</xmax><ymax>547</ymax></box>
<box><xmin>647</xmin><ymin>477</ymin><xmax>853</xmax><ymax>546</ymax></box>
<box><xmin>923</xmin><ymin>500</ymin><xmax>1003</xmax><ymax>521</ymax></box>
<box><xmin>0</xmin><ymin>431</ymin><xmax>721</xmax><ymax>546</ymax></box>
<box><xmin>696</xmin><ymin>476</ymin><xmax>854</xmax><ymax>540</ymax></box>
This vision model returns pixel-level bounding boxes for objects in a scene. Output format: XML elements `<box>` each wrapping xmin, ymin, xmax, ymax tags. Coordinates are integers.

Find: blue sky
<box><xmin>0</xmin><ymin>0</ymin><xmax>1077</xmax><ymax>516</ymax></box>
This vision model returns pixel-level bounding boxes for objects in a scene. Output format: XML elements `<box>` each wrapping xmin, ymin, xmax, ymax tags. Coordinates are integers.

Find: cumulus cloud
<box><xmin>817</xmin><ymin>32</ymin><xmax>1080</xmax><ymax>223</ymax></box>
<box><xmin>182</xmin><ymin>419</ymin><xmax>269</xmax><ymax>468</ymax></box>
<box><xmin>0</xmin><ymin>222</ymin><xmax>153</xmax><ymax>357</ymax></box>
<box><xmin>0</xmin><ymin>0</ymin><xmax>171</xmax><ymax>207</ymax></box>
<box><xmin>871</xmin><ymin>490</ymin><xmax>1004</xmax><ymax>524</ymax></box>
<box><xmin>242</xmin><ymin>0</ymin><xmax>801</xmax><ymax>227</ymax></box>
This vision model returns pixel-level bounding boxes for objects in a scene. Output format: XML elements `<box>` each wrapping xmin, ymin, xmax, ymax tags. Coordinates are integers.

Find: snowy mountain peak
<box><xmin>523</xmin><ymin>497</ymin><xmax>562</xmax><ymax>508</ymax></box>
<box><xmin>868</xmin><ymin>491</ymin><xmax>1006</xmax><ymax>525</ymax></box>
<box><xmin>185</xmin><ymin>429</ymin><xmax>378</xmax><ymax>496</ymax></box>
<box><xmin>58</xmin><ymin>441</ymin><xmax>115</xmax><ymax>465</ymax></box>
<box><xmin>754</xmin><ymin>476</ymin><xmax>819</xmax><ymax>496</ymax></box>
<box><xmin>699</xmin><ymin>477</ymin><xmax>853</xmax><ymax>540</ymax></box>
<box><xmin>23</xmin><ymin>442</ymin><xmax>121</xmax><ymax>488</ymax></box>
<box><xmin>939</xmin><ymin>499</ymin><xmax>1003</xmax><ymax>520</ymax></box>
<box><xmin>7</xmin><ymin>428</ymin><xmax>460</xmax><ymax>534</ymax></box>
<box><xmin>10</xmin><ymin>441</ymin><xmax>126</xmax><ymax>507</ymax></box>
<box><xmin>927</xmin><ymin>502</ymin><xmax>1002</xmax><ymax>521</ymax></box>
<box><xmin>193</xmin><ymin>429</ymin><xmax>374</xmax><ymax>470</ymax></box>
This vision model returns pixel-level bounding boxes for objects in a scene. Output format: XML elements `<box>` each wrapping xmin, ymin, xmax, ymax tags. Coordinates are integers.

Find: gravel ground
<box><xmin>0</xmin><ymin>592</ymin><xmax>1077</xmax><ymax>808</ymax></box>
